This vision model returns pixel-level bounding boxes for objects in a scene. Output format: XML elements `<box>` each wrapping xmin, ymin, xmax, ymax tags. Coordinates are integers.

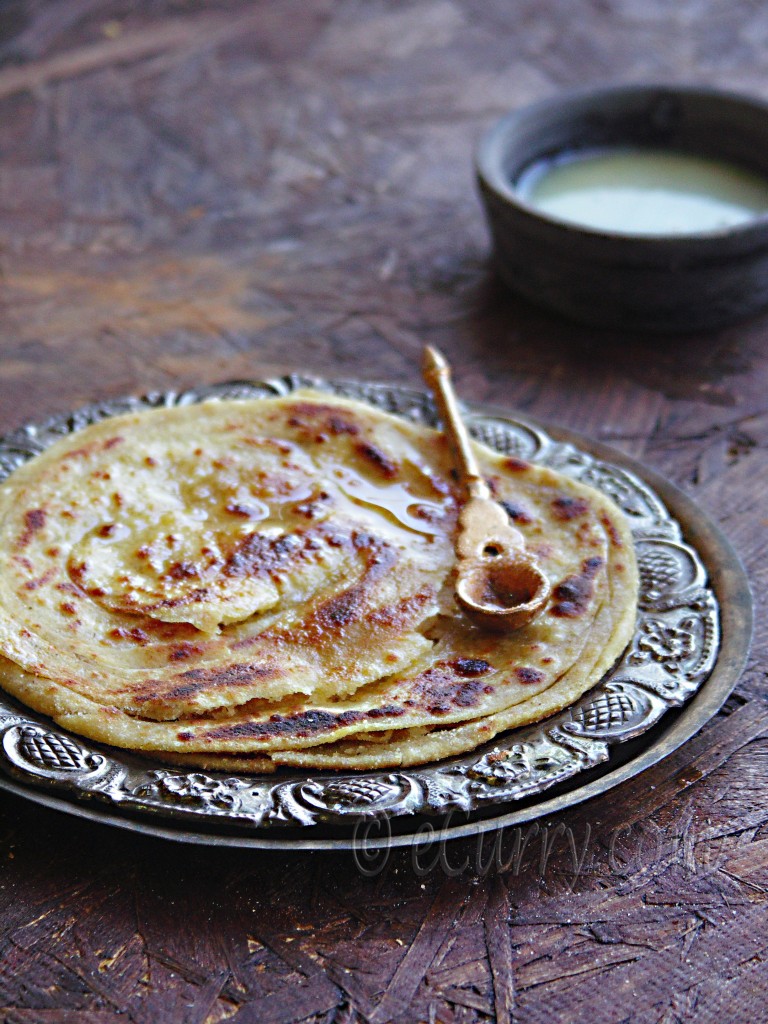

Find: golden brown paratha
<box><xmin>0</xmin><ymin>390</ymin><xmax>638</xmax><ymax>770</ymax></box>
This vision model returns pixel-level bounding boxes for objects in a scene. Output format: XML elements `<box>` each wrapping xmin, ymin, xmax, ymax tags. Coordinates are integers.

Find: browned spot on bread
<box><xmin>451</xmin><ymin>658</ymin><xmax>493</xmax><ymax>677</ymax></box>
<box><xmin>225</xmin><ymin>502</ymin><xmax>259</xmax><ymax>518</ymax></box>
<box><xmin>98</xmin><ymin>523</ymin><xmax>116</xmax><ymax>537</ymax></box>
<box><xmin>600</xmin><ymin>513</ymin><xmax>623</xmax><ymax>547</ymax></box>
<box><xmin>169</xmin><ymin>642</ymin><xmax>204</xmax><ymax>661</ymax></box>
<box><xmin>164</xmin><ymin>561</ymin><xmax>200</xmax><ymax>581</ymax></box>
<box><xmin>550</xmin><ymin>556</ymin><xmax>604</xmax><ymax>618</ymax></box>
<box><xmin>292</xmin><ymin>501</ymin><xmax>325</xmax><ymax>520</ymax></box>
<box><xmin>198</xmin><ymin>708</ymin><xmax>355</xmax><ymax>742</ymax></box>
<box><xmin>293</xmin><ymin>492</ymin><xmax>332</xmax><ymax>520</ymax></box>
<box><xmin>329</xmin><ymin>415</ymin><xmax>360</xmax><ymax>436</ymax></box>
<box><xmin>504</xmin><ymin>457</ymin><xmax>531</xmax><ymax>472</ymax></box>
<box><xmin>23</xmin><ymin>569</ymin><xmax>55</xmax><ymax>591</ymax></box>
<box><xmin>304</xmin><ymin>583</ymin><xmax>369</xmax><ymax>637</ymax></box>
<box><xmin>223</xmin><ymin>530</ymin><xmax>311</xmax><ymax>579</ymax></box>
<box><xmin>367</xmin><ymin>588</ymin><xmax>433</xmax><ymax>631</ymax></box>
<box><xmin>410</xmin><ymin>504</ymin><xmax>443</xmax><ymax>525</ymax></box>
<box><xmin>240</xmin><ymin>436</ymin><xmax>294</xmax><ymax>455</ymax></box>
<box><xmin>368</xmin><ymin>704</ymin><xmax>406</xmax><ymax>719</ymax></box>
<box><xmin>403</xmin><ymin>661</ymin><xmax>493</xmax><ymax>715</ymax></box>
<box><xmin>552</xmin><ymin>496</ymin><xmax>590</xmax><ymax>521</ymax></box>
<box><xmin>197</xmin><ymin>702</ymin><xmax>405</xmax><ymax>744</ymax></box>
<box><xmin>328</xmin><ymin>416</ymin><xmax>360</xmax><ymax>436</ymax></box>
<box><xmin>500</xmin><ymin>500</ymin><xmax>533</xmax><ymax>524</ymax></box>
<box><xmin>138</xmin><ymin>661</ymin><xmax>281</xmax><ymax>705</ymax></box>
<box><xmin>152</xmin><ymin>621</ymin><xmax>201</xmax><ymax>640</ymax></box>
<box><xmin>60</xmin><ymin>602</ymin><xmax>77</xmax><ymax>615</ymax></box>
<box><xmin>104</xmin><ymin>436</ymin><xmax>123</xmax><ymax>450</ymax></box>
<box><xmin>17</xmin><ymin>509</ymin><xmax>46</xmax><ymax>549</ymax></box>
<box><xmin>70</xmin><ymin>562</ymin><xmax>91</xmax><ymax>585</ymax></box>
<box><xmin>292</xmin><ymin>535</ymin><xmax>398</xmax><ymax>642</ymax></box>
<box><xmin>312</xmin><ymin>586</ymin><xmax>364</xmax><ymax>631</ymax></box>
<box><xmin>62</xmin><ymin>446</ymin><xmax>93</xmax><ymax>461</ymax></box>
<box><xmin>109</xmin><ymin>626</ymin><xmax>151</xmax><ymax>645</ymax></box>
<box><xmin>515</xmin><ymin>666</ymin><xmax>545</xmax><ymax>684</ymax></box>
<box><xmin>152</xmin><ymin>586</ymin><xmax>210</xmax><ymax>610</ymax></box>
<box><xmin>355</xmin><ymin>442</ymin><xmax>398</xmax><ymax>479</ymax></box>
<box><xmin>287</xmin><ymin>402</ymin><xmax>361</xmax><ymax>438</ymax></box>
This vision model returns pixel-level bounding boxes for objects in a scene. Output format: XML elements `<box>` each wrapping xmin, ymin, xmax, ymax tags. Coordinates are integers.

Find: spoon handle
<box><xmin>422</xmin><ymin>346</ymin><xmax>490</xmax><ymax>502</ymax></box>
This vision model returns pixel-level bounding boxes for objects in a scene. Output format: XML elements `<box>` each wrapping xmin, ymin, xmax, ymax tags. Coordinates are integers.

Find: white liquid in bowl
<box><xmin>516</xmin><ymin>148</ymin><xmax>768</xmax><ymax>235</ymax></box>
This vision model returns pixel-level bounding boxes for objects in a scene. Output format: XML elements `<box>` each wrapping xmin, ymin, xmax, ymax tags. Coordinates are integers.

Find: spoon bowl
<box><xmin>456</xmin><ymin>557</ymin><xmax>550</xmax><ymax>631</ymax></box>
<box><xmin>452</xmin><ymin>493</ymin><xmax>551</xmax><ymax>630</ymax></box>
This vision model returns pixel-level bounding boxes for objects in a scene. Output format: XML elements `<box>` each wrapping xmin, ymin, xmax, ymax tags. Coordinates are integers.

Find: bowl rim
<box><xmin>476</xmin><ymin>82</ymin><xmax>768</xmax><ymax>246</ymax></box>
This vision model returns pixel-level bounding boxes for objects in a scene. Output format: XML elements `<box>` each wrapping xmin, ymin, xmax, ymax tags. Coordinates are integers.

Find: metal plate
<box><xmin>0</xmin><ymin>376</ymin><xmax>752</xmax><ymax>849</ymax></box>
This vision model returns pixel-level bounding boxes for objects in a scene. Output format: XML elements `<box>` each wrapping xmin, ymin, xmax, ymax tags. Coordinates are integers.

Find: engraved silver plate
<box><xmin>0</xmin><ymin>376</ymin><xmax>732</xmax><ymax>837</ymax></box>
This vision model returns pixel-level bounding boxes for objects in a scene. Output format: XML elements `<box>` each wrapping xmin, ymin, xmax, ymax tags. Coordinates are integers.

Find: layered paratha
<box><xmin>0</xmin><ymin>390</ymin><xmax>638</xmax><ymax>770</ymax></box>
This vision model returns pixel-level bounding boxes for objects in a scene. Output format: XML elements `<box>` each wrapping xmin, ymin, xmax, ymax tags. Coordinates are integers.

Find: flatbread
<box><xmin>0</xmin><ymin>390</ymin><xmax>638</xmax><ymax>769</ymax></box>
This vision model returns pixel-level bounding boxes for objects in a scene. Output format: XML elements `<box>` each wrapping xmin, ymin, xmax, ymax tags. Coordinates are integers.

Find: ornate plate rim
<box><xmin>0</xmin><ymin>375</ymin><xmax>752</xmax><ymax>849</ymax></box>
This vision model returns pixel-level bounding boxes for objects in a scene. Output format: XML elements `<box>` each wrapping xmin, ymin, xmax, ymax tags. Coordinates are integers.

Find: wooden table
<box><xmin>0</xmin><ymin>3</ymin><xmax>766</xmax><ymax>1021</ymax></box>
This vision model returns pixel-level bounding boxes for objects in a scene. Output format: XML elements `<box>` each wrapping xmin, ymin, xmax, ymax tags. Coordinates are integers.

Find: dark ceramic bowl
<box><xmin>476</xmin><ymin>84</ymin><xmax>768</xmax><ymax>332</ymax></box>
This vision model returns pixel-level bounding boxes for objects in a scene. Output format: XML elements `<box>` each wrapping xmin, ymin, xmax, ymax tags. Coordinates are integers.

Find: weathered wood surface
<box><xmin>0</xmin><ymin>2</ymin><xmax>767</xmax><ymax>1021</ymax></box>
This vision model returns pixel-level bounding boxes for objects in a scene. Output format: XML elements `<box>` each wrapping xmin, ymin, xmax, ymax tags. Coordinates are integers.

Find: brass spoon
<box><xmin>422</xmin><ymin>345</ymin><xmax>551</xmax><ymax>631</ymax></box>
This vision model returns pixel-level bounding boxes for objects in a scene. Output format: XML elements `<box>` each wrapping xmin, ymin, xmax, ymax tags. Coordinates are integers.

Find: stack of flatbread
<box><xmin>0</xmin><ymin>390</ymin><xmax>637</xmax><ymax>771</ymax></box>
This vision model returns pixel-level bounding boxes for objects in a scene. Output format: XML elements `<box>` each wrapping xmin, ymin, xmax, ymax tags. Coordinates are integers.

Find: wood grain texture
<box><xmin>0</xmin><ymin>1</ymin><xmax>767</xmax><ymax>1021</ymax></box>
